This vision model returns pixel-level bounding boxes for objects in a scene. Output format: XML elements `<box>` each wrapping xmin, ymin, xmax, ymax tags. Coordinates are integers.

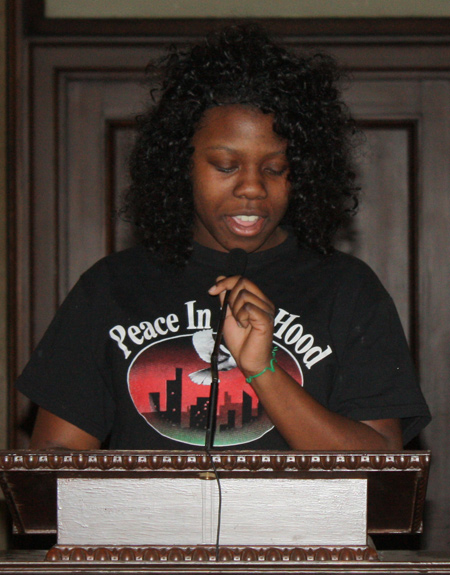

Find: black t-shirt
<box><xmin>16</xmin><ymin>236</ymin><xmax>431</xmax><ymax>448</ymax></box>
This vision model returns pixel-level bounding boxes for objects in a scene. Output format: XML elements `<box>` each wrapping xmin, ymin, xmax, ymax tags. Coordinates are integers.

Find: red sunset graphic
<box><xmin>128</xmin><ymin>332</ymin><xmax>302</xmax><ymax>446</ymax></box>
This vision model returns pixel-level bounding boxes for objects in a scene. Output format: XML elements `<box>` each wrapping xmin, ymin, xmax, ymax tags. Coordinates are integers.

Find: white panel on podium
<box><xmin>57</xmin><ymin>477</ymin><xmax>367</xmax><ymax>546</ymax></box>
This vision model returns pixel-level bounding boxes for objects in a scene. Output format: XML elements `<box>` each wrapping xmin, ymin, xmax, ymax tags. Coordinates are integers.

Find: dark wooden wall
<box><xmin>8</xmin><ymin>1</ymin><xmax>450</xmax><ymax>552</ymax></box>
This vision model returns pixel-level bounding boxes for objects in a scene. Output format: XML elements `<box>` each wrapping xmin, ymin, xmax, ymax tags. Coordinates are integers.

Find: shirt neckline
<box><xmin>190</xmin><ymin>233</ymin><xmax>299</xmax><ymax>272</ymax></box>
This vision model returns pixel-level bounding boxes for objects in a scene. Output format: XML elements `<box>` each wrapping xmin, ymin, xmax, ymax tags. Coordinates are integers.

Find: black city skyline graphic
<box><xmin>143</xmin><ymin>367</ymin><xmax>262</xmax><ymax>431</ymax></box>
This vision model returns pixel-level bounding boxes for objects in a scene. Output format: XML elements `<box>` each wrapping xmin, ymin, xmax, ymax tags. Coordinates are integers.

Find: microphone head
<box><xmin>225</xmin><ymin>248</ymin><xmax>248</xmax><ymax>277</ymax></box>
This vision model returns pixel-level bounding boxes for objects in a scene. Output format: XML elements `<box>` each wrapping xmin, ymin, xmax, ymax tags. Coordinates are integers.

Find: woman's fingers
<box><xmin>232</xmin><ymin>294</ymin><xmax>274</xmax><ymax>329</ymax></box>
<box><xmin>209</xmin><ymin>276</ymin><xmax>275</xmax><ymax>322</ymax></box>
<box><xmin>209</xmin><ymin>275</ymin><xmax>275</xmax><ymax>374</ymax></box>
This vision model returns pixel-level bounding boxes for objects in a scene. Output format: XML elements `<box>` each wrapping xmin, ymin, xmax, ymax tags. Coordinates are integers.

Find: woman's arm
<box><xmin>209</xmin><ymin>275</ymin><xmax>403</xmax><ymax>451</ymax></box>
<box><xmin>248</xmin><ymin>366</ymin><xmax>402</xmax><ymax>450</ymax></box>
<box><xmin>30</xmin><ymin>407</ymin><xmax>101</xmax><ymax>450</ymax></box>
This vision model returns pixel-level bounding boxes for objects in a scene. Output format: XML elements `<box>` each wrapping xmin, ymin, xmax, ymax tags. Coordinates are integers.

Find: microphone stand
<box><xmin>204</xmin><ymin>247</ymin><xmax>247</xmax><ymax>451</ymax></box>
<box><xmin>205</xmin><ymin>290</ymin><xmax>230</xmax><ymax>450</ymax></box>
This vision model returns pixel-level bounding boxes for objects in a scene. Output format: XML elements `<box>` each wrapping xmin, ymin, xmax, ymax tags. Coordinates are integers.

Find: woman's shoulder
<box><xmin>315</xmin><ymin>248</ymin><xmax>384</xmax><ymax>283</ymax></box>
<box><xmin>297</xmin><ymin>246</ymin><xmax>390</xmax><ymax>303</ymax></box>
<box><xmin>74</xmin><ymin>244</ymin><xmax>166</xmax><ymax>297</ymax></box>
<box><xmin>81</xmin><ymin>244</ymin><xmax>153</xmax><ymax>278</ymax></box>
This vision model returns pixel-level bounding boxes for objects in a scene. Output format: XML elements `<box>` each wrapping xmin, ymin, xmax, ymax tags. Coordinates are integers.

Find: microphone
<box><xmin>205</xmin><ymin>249</ymin><xmax>248</xmax><ymax>450</ymax></box>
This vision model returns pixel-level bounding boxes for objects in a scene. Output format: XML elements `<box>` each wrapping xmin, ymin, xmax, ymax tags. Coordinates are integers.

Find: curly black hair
<box><xmin>126</xmin><ymin>24</ymin><xmax>359</xmax><ymax>265</ymax></box>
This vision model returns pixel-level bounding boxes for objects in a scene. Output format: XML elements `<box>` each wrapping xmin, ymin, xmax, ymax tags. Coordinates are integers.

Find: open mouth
<box><xmin>233</xmin><ymin>215</ymin><xmax>260</xmax><ymax>226</ymax></box>
<box><xmin>227</xmin><ymin>215</ymin><xmax>266</xmax><ymax>235</ymax></box>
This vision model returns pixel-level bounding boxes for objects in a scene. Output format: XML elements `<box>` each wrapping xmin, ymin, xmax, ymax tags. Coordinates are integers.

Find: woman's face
<box><xmin>191</xmin><ymin>105</ymin><xmax>290</xmax><ymax>253</ymax></box>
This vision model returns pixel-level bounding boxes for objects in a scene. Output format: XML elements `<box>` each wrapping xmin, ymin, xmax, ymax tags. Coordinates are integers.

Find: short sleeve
<box><xmin>16</xmin><ymin>277</ymin><xmax>115</xmax><ymax>441</ymax></box>
<box><xmin>330</xmin><ymin>281</ymin><xmax>431</xmax><ymax>445</ymax></box>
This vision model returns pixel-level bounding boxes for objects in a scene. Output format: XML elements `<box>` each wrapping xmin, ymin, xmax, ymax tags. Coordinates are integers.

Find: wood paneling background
<box><xmin>8</xmin><ymin>1</ymin><xmax>450</xmax><ymax>552</ymax></box>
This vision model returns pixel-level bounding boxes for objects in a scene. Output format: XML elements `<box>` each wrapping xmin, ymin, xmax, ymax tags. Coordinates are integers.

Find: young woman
<box><xmin>18</xmin><ymin>25</ymin><xmax>430</xmax><ymax>451</ymax></box>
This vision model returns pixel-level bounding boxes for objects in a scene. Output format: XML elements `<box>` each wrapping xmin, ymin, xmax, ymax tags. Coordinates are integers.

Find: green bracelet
<box><xmin>245</xmin><ymin>347</ymin><xmax>278</xmax><ymax>383</ymax></box>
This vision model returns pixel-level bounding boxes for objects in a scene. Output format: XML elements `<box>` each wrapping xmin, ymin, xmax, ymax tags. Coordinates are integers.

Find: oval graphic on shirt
<box><xmin>127</xmin><ymin>330</ymin><xmax>302</xmax><ymax>447</ymax></box>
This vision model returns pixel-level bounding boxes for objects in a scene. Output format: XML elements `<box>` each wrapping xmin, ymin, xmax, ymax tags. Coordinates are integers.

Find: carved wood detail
<box><xmin>45</xmin><ymin>544</ymin><xmax>378</xmax><ymax>562</ymax></box>
<box><xmin>0</xmin><ymin>451</ymin><xmax>430</xmax><ymax>541</ymax></box>
<box><xmin>0</xmin><ymin>451</ymin><xmax>430</xmax><ymax>473</ymax></box>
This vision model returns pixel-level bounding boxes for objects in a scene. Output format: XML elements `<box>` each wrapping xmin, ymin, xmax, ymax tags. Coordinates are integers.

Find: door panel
<box><xmin>335</xmin><ymin>123</ymin><xmax>414</xmax><ymax>341</ymax></box>
<box><xmin>62</xmin><ymin>78</ymin><xmax>147</xmax><ymax>295</ymax></box>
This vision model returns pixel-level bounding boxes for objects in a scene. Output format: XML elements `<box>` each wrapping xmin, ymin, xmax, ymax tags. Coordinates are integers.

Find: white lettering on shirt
<box><xmin>110</xmin><ymin>314</ymin><xmax>180</xmax><ymax>358</ymax></box>
<box><xmin>273</xmin><ymin>308</ymin><xmax>332</xmax><ymax>369</ymax></box>
<box><xmin>109</xmin><ymin>304</ymin><xmax>331</xmax><ymax>368</ymax></box>
<box><xmin>185</xmin><ymin>300</ymin><xmax>212</xmax><ymax>330</ymax></box>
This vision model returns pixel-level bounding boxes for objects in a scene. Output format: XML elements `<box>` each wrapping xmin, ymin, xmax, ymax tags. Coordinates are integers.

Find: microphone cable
<box><xmin>204</xmin><ymin>447</ymin><xmax>223</xmax><ymax>561</ymax></box>
<box><xmin>204</xmin><ymin>248</ymin><xmax>248</xmax><ymax>561</ymax></box>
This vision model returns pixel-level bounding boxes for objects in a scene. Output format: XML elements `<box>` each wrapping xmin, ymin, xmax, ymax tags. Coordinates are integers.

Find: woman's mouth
<box><xmin>227</xmin><ymin>215</ymin><xmax>265</xmax><ymax>235</ymax></box>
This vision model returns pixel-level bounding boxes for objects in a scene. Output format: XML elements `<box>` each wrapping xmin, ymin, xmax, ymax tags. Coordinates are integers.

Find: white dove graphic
<box><xmin>189</xmin><ymin>329</ymin><xmax>237</xmax><ymax>385</ymax></box>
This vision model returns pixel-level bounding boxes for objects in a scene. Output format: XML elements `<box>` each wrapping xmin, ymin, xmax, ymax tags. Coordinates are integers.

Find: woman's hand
<box><xmin>209</xmin><ymin>276</ymin><xmax>403</xmax><ymax>451</ymax></box>
<box><xmin>208</xmin><ymin>275</ymin><xmax>275</xmax><ymax>378</ymax></box>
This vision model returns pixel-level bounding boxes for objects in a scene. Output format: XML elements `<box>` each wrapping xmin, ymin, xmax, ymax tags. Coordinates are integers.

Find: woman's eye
<box><xmin>265</xmin><ymin>166</ymin><xmax>287</xmax><ymax>176</ymax></box>
<box><xmin>214</xmin><ymin>165</ymin><xmax>236</xmax><ymax>173</ymax></box>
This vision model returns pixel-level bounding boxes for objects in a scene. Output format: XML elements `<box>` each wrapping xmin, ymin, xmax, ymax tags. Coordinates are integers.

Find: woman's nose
<box><xmin>233</xmin><ymin>167</ymin><xmax>267</xmax><ymax>199</ymax></box>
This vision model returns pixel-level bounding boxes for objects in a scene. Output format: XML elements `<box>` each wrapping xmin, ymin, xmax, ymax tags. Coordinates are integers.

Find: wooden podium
<box><xmin>0</xmin><ymin>450</ymin><xmax>429</xmax><ymax>564</ymax></box>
